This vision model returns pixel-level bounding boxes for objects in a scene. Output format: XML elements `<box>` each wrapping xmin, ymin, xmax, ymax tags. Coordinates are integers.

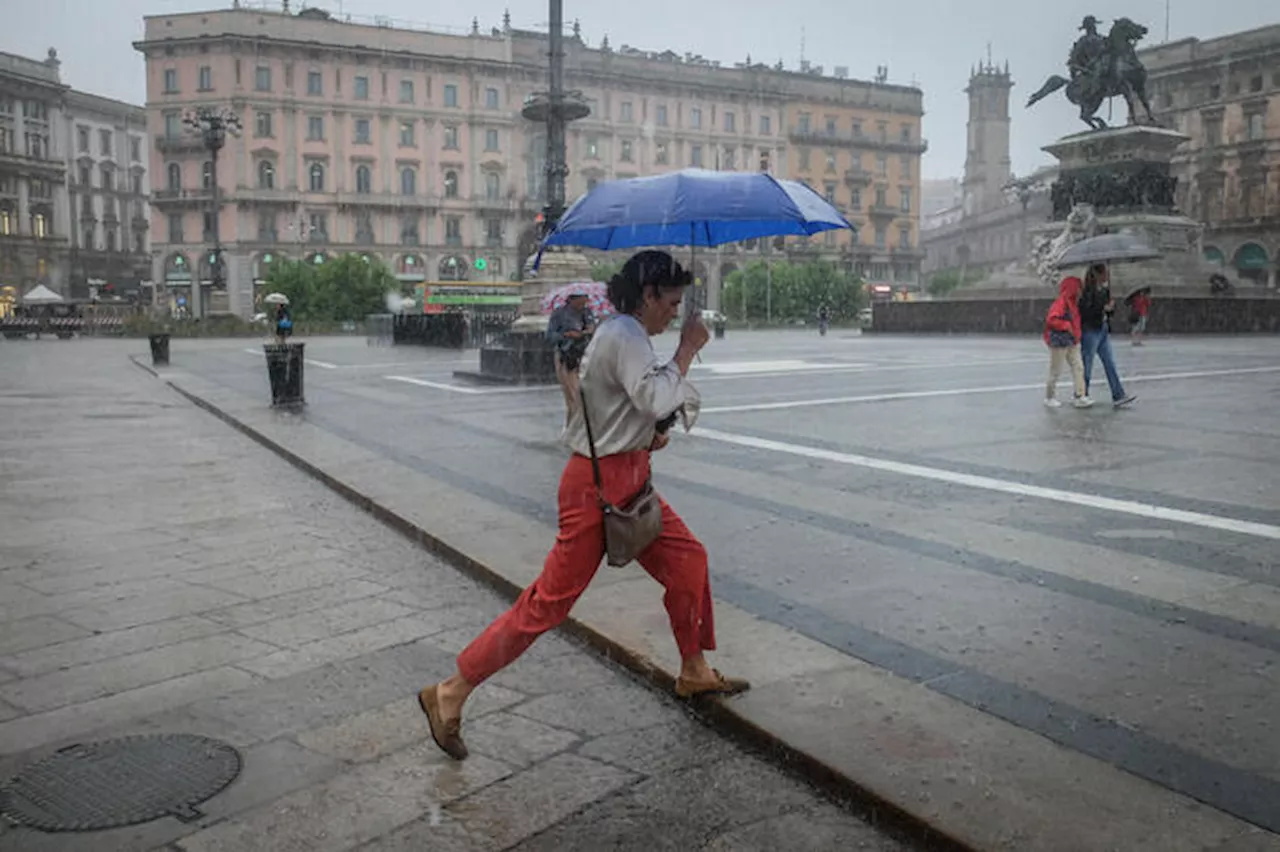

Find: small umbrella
<box><xmin>1054</xmin><ymin>233</ymin><xmax>1161</xmax><ymax>269</ymax></box>
<box><xmin>1124</xmin><ymin>285</ymin><xmax>1152</xmax><ymax>302</ymax></box>
<box><xmin>262</xmin><ymin>292</ymin><xmax>289</xmax><ymax>305</ymax></box>
<box><xmin>536</xmin><ymin>169</ymin><xmax>852</xmax><ymax>263</ymax></box>
<box><xmin>540</xmin><ymin>281</ymin><xmax>615</xmax><ymax>318</ymax></box>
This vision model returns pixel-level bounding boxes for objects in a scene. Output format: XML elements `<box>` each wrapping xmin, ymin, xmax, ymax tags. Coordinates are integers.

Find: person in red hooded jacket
<box><xmin>1043</xmin><ymin>275</ymin><xmax>1093</xmax><ymax>408</ymax></box>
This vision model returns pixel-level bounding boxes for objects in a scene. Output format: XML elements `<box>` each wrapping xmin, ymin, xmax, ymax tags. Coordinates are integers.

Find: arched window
<box><xmin>444</xmin><ymin>170</ymin><xmax>458</xmax><ymax>199</ymax></box>
<box><xmin>439</xmin><ymin>254</ymin><xmax>468</xmax><ymax>281</ymax></box>
<box><xmin>485</xmin><ymin>171</ymin><xmax>500</xmax><ymax>200</ymax></box>
<box><xmin>308</xmin><ymin>162</ymin><xmax>325</xmax><ymax>192</ymax></box>
<box><xmin>0</xmin><ymin>204</ymin><xmax>13</xmax><ymax>236</ymax></box>
<box><xmin>31</xmin><ymin>211</ymin><xmax>48</xmax><ymax>238</ymax></box>
<box><xmin>355</xmin><ymin>164</ymin><xmax>372</xmax><ymax>194</ymax></box>
<box><xmin>166</xmin><ymin>162</ymin><xmax>181</xmax><ymax>191</ymax></box>
<box><xmin>257</xmin><ymin>160</ymin><xmax>275</xmax><ymax>190</ymax></box>
<box><xmin>201</xmin><ymin>161</ymin><xmax>213</xmax><ymax>190</ymax></box>
<box><xmin>400</xmin><ymin>167</ymin><xmax>416</xmax><ymax>196</ymax></box>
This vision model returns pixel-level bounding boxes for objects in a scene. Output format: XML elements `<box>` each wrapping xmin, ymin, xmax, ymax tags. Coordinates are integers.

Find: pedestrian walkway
<box><xmin>0</xmin><ymin>339</ymin><xmax>908</xmax><ymax>852</ymax></box>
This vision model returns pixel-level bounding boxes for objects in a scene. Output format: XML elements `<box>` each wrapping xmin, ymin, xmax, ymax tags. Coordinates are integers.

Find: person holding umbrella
<box><xmin>418</xmin><ymin>250</ymin><xmax>747</xmax><ymax>761</ymax></box>
<box><xmin>546</xmin><ymin>290</ymin><xmax>596</xmax><ymax>420</ymax></box>
<box><xmin>1126</xmin><ymin>286</ymin><xmax>1151</xmax><ymax>346</ymax></box>
<box><xmin>1077</xmin><ymin>263</ymin><xmax>1137</xmax><ymax>408</ymax></box>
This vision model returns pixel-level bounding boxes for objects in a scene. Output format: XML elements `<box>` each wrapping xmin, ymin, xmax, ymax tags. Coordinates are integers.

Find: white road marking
<box><xmin>693</xmin><ymin>427</ymin><xmax>1280</xmax><ymax>542</ymax></box>
<box><xmin>694</xmin><ymin>359</ymin><xmax>861</xmax><ymax>375</ymax></box>
<box><xmin>701</xmin><ymin>364</ymin><xmax>1280</xmax><ymax>414</ymax></box>
<box><xmin>383</xmin><ymin>375</ymin><xmax>553</xmax><ymax>395</ymax></box>
<box><xmin>305</xmin><ymin>359</ymin><xmax>338</xmax><ymax>370</ymax></box>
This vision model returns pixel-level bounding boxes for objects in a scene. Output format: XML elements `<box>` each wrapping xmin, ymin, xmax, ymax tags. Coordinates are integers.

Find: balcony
<box><xmin>152</xmin><ymin>188</ymin><xmax>213</xmax><ymax>207</ymax></box>
<box><xmin>154</xmin><ymin>135</ymin><xmax>207</xmax><ymax>155</ymax></box>
<box><xmin>0</xmin><ymin>150</ymin><xmax>66</xmax><ymax>176</ymax></box>
<box><xmin>789</xmin><ymin>129</ymin><xmax>928</xmax><ymax>155</ymax></box>
<box><xmin>868</xmin><ymin>203</ymin><xmax>899</xmax><ymax>221</ymax></box>
<box><xmin>844</xmin><ymin>168</ymin><xmax>874</xmax><ymax>187</ymax></box>
<box><xmin>891</xmin><ymin>245</ymin><xmax>925</xmax><ymax>260</ymax></box>
<box><xmin>335</xmin><ymin>191</ymin><xmax>431</xmax><ymax>211</ymax></box>
<box><xmin>235</xmin><ymin>187</ymin><xmax>302</xmax><ymax>206</ymax></box>
<box><xmin>475</xmin><ymin>195</ymin><xmax>517</xmax><ymax>217</ymax></box>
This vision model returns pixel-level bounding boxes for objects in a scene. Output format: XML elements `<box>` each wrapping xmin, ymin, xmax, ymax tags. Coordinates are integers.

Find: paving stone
<box><xmin>237</xmin><ymin>598</ymin><xmax>419</xmax><ymax>648</ymax></box>
<box><xmin>463</xmin><ymin>711</ymin><xmax>580</xmax><ymax>768</ymax></box>
<box><xmin>577</xmin><ymin>718</ymin><xmax>743</xmax><ymax>777</ymax></box>
<box><xmin>0</xmin><ymin>615</ymin><xmax>89</xmax><ymax>657</ymax></box>
<box><xmin>194</xmin><ymin>560</ymin><xmax>375</xmax><ymax>600</ymax></box>
<box><xmin>204</xmin><ymin>579</ymin><xmax>390</xmax><ymax>629</ymax></box>
<box><xmin>58</xmin><ymin>584</ymin><xmax>251</xmax><ymax>633</ymax></box>
<box><xmin>376</xmin><ymin>754</ymin><xmax>635</xmax><ymax>852</ymax></box>
<box><xmin>511</xmin><ymin>681</ymin><xmax>680</xmax><ymax>738</ymax></box>
<box><xmin>173</xmin><ymin>745</ymin><xmax>513</xmax><ymax>852</ymax></box>
<box><xmin>702</xmin><ymin>805</ymin><xmax>911</xmax><ymax>851</ymax></box>
<box><xmin>237</xmin><ymin>614</ymin><xmax>460</xmax><ymax>680</ymax></box>
<box><xmin>0</xmin><ymin>615</ymin><xmax>227</xmax><ymax>677</ymax></box>
<box><xmin>484</xmin><ymin>647</ymin><xmax>622</xmax><ymax>697</ymax></box>
<box><xmin>503</xmin><ymin>795</ymin><xmax>706</xmax><ymax>852</ymax></box>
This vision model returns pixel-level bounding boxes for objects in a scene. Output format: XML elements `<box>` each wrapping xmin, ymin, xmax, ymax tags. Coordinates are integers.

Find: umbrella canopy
<box><xmin>1055</xmin><ymin>233</ymin><xmax>1161</xmax><ymax>269</ymax></box>
<box><xmin>539</xmin><ymin>169</ymin><xmax>852</xmax><ymax>256</ymax></box>
<box><xmin>21</xmin><ymin>284</ymin><xmax>63</xmax><ymax>304</ymax></box>
<box><xmin>540</xmin><ymin>281</ymin><xmax>615</xmax><ymax>318</ymax></box>
<box><xmin>1124</xmin><ymin>285</ymin><xmax>1152</xmax><ymax>301</ymax></box>
<box><xmin>262</xmin><ymin>292</ymin><xmax>289</xmax><ymax>305</ymax></box>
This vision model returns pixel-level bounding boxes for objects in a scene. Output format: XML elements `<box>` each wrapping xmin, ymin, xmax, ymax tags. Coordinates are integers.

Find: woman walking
<box><xmin>1078</xmin><ymin>264</ymin><xmax>1137</xmax><ymax>408</ymax></box>
<box><xmin>1044</xmin><ymin>273</ymin><xmax>1092</xmax><ymax>408</ymax></box>
<box><xmin>418</xmin><ymin>250</ymin><xmax>748</xmax><ymax>760</ymax></box>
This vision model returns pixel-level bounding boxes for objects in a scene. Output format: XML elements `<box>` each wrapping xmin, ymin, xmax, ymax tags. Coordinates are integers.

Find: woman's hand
<box><xmin>649</xmin><ymin>432</ymin><xmax>670</xmax><ymax>451</ymax></box>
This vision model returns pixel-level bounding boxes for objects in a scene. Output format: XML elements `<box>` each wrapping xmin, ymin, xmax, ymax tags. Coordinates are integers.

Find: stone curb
<box><xmin>147</xmin><ymin>364</ymin><xmax>973</xmax><ymax>852</ymax></box>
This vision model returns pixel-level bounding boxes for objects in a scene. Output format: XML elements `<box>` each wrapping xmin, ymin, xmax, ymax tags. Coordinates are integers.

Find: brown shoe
<box><xmin>675</xmin><ymin>669</ymin><xmax>751</xmax><ymax>699</ymax></box>
<box><xmin>418</xmin><ymin>685</ymin><xmax>468</xmax><ymax>760</ymax></box>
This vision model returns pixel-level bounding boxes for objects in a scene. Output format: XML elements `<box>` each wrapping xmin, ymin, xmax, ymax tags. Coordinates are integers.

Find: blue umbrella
<box><xmin>537</xmin><ymin>169</ymin><xmax>852</xmax><ymax>257</ymax></box>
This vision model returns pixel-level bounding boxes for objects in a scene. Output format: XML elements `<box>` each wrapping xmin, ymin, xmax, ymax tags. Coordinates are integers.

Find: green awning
<box><xmin>1203</xmin><ymin>247</ymin><xmax>1225</xmax><ymax>265</ymax></box>
<box><xmin>1233</xmin><ymin>243</ymin><xmax>1269</xmax><ymax>270</ymax></box>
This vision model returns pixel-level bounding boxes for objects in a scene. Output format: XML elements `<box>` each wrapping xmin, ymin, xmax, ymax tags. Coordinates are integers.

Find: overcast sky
<box><xmin>1</xmin><ymin>0</ymin><xmax>1269</xmax><ymax>179</ymax></box>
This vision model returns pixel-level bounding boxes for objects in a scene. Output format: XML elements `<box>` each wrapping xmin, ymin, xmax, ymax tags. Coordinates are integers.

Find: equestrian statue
<box><xmin>1027</xmin><ymin>16</ymin><xmax>1159</xmax><ymax>130</ymax></box>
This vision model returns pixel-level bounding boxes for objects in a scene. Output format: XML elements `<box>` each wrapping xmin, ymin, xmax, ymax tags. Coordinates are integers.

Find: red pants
<box><xmin>457</xmin><ymin>450</ymin><xmax>716</xmax><ymax>685</ymax></box>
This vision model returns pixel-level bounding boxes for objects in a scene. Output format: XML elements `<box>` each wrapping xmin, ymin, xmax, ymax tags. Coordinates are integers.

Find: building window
<box><xmin>656</xmin><ymin>104</ymin><xmax>668</xmax><ymax>127</ymax></box>
<box><xmin>875</xmin><ymin>226</ymin><xmax>886</xmax><ymax>249</ymax></box>
<box><xmin>877</xmin><ymin>154</ymin><xmax>888</xmax><ymax>176</ymax></box>
<box><xmin>760</xmin><ymin>115</ymin><xmax>771</xmax><ymax>135</ymax></box>
<box><xmin>354</xmin><ymin>211</ymin><xmax>373</xmax><ymax>244</ymax></box>
<box><xmin>586</xmin><ymin>136</ymin><xmax>599</xmax><ymax>159</ymax></box>
<box><xmin>399</xmin><ymin>121</ymin><xmax>415</xmax><ymax>147</ymax></box>
<box><xmin>202</xmin><ymin>212</ymin><xmax>215</xmax><ymax>241</ymax></box>
<box><xmin>130</xmin><ymin>136</ymin><xmax>141</xmax><ymax>161</ymax></box>
<box><xmin>166</xmin><ymin>162</ymin><xmax>181</xmax><ymax>191</ymax></box>
<box><xmin>163</xmin><ymin>68</ymin><xmax>178</xmax><ymax>93</ymax></box>
<box><xmin>255</xmin><ymin>65</ymin><xmax>271</xmax><ymax>92</ymax></box>
<box><xmin>1208</xmin><ymin>83</ymin><xmax>1221</xmax><ymax>100</ymax></box>
<box><xmin>399</xmin><ymin>79</ymin><xmax>414</xmax><ymax>103</ymax></box>
<box><xmin>723</xmin><ymin>147</ymin><xmax>735</xmax><ymax>169</ymax></box>
<box><xmin>655</xmin><ymin>142</ymin><xmax>669</xmax><ymax>165</ymax></box>
<box><xmin>798</xmin><ymin>148</ymin><xmax>811</xmax><ymax>170</ymax></box>
<box><xmin>900</xmin><ymin>188</ymin><xmax>911</xmax><ymax>212</ymax></box>
<box><xmin>77</xmin><ymin>125</ymin><xmax>89</xmax><ymax>153</ymax></box>
<box><xmin>400</xmin><ymin>167</ymin><xmax>416</xmax><ymax>196</ymax></box>
<box><xmin>691</xmin><ymin>145</ymin><xmax>703</xmax><ymax>167</ymax></box>
<box><xmin>900</xmin><ymin>155</ymin><xmax>912</xmax><ymax>179</ymax></box>
<box><xmin>445</xmin><ymin>216</ymin><xmax>462</xmax><ymax>246</ymax></box>
<box><xmin>621</xmin><ymin>140</ymin><xmax>633</xmax><ymax>162</ymax></box>
<box><xmin>354</xmin><ymin>118</ymin><xmax>371</xmax><ymax>144</ymax></box>
<box><xmin>900</xmin><ymin>123</ymin><xmax>912</xmax><ymax>141</ymax></box>
<box><xmin>798</xmin><ymin>113</ymin><xmax>811</xmax><ymax>133</ymax></box>
<box><xmin>444</xmin><ymin>84</ymin><xmax>458</xmax><ymax>107</ymax></box>
<box><xmin>0</xmin><ymin>207</ymin><xmax>10</xmax><ymax>236</ymax></box>
<box><xmin>485</xmin><ymin>128</ymin><xmax>499</xmax><ymax>152</ymax></box>
<box><xmin>255</xmin><ymin>111</ymin><xmax>273</xmax><ymax>138</ymax></box>
<box><xmin>587</xmin><ymin>177</ymin><xmax>598</xmax><ymax>193</ymax></box>
<box><xmin>307</xmin><ymin>115</ymin><xmax>324</xmax><ymax>140</ymax></box>
<box><xmin>100</xmin><ymin>165</ymin><xmax>114</xmax><ymax>191</ymax></box>
<box><xmin>355</xmin><ymin>164</ymin><xmax>372</xmax><ymax>194</ymax></box>
<box><xmin>198</xmin><ymin>161</ymin><xmax>212</xmax><ymax>190</ymax></box>
<box><xmin>307</xmin><ymin>70</ymin><xmax>323</xmax><ymax>96</ymax></box>
<box><xmin>167</xmin><ymin>213</ymin><xmax>183</xmax><ymax>242</ymax></box>
<box><xmin>877</xmin><ymin>122</ymin><xmax>888</xmax><ymax>142</ymax></box>
<box><xmin>308</xmin><ymin>212</ymin><xmax>328</xmax><ymax>241</ymax></box>
<box><xmin>690</xmin><ymin>107</ymin><xmax>702</xmax><ymax>129</ymax></box>
<box><xmin>1204</xmin><ymin>116</ymin><xmax>1222</xmax><ymax>147</ymax></box>
<box><xmin>724</xmin><ymin>111</ymin><xmax>736</xmax><ymax>132</ymax></box>
<box><xmin>875</xmin><ymin>187</ymin><xmax>887</xmax><ymax>208</ymax></box>
<box><xmin>485</xmin><ymin>87</ymin><xmax>499</xmax><ymax>109</ymax></box>
<box><xmin>257</xmin><ymin>213</ymin><xmax>277</xmax><ymax>243</ymax></box>
<box><xmin>32</xmin><ymin>211</ymin><xmax>49</xmax><ymax>238</ymax></box>
<box><xmin>850</xmin><ymin>188</ymin><xmax>862</xmax><ymax>208</ymax></box>
<box><xmin>1247</xmin><ymin>113</ymin><xmax>1266</xmax><ymax>141</ymax></box>
<box><xmin>621</xmin><ymin>101</ymin><xmax>633</xmax><ymax>122</ymax></box>
<box><xmin>443</xmin><ymin>125</ymin><xmax>459</xmax><ymax>149</ymax></box>
<box><xmin>131</xmin><ymin>173</ymin><xmax>143</xmax><ymax>195</ymax></box>
<box><xmin>759</xmin><ymin>149</ymin><xmax>771</xmax><ymax>172</ymax></box>
<box><xmin>899</xmin><ymin>225</ymin><xmax>912</xmax><ymax>248</ymax></box>
<box><xmin>486</xmin><ymin>217</ymin><xmax>502</xmax><ymax>246</ymax></box>
<box><xmin>401</xmin><ymin>217</ymin><xmax>419</xmax><ymax>246</ymax></box>
<box><xmin>198</xmin><ymin>66</ymin><xmax>213</xmax><ymax>91</ymax></box>
<box><xmin>826</xmin><ymin>151</ymin><xmax>836</xmax><ymax>173</ymax></box>
<box><xmin>485</xmin><ymin>171</ymin><xmax>500</xmax><ymax>200</ymax></box>
<box><xmin>444</xmin><ymin>170</ymin><xmax>459</xmax><ymax>198</ymax></box>
<box><xmin>308</xmin><ymin>162</ymin><xmax>325</xmax><ymax>192</ymax></box>
<box><xmin>258</xmin><ymin>160</ymin><xmax>275</xmax><ymax>189</ymax></box>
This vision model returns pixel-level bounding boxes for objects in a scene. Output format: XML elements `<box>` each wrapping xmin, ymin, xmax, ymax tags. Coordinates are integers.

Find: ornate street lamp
<box><xmin>183</xmin><ymin>107</ymin><xmax>241</xmax><ymax>317</ymax></box>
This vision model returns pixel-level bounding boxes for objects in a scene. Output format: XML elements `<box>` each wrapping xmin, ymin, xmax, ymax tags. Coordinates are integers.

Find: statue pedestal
<box><xmin>1038</xmin><ymin>124</ymin><xmax>1210</xmax><ymax>292</ymax></box>
<box><xmin>453</xmin><ymin>248</ymin><xmax>595</xmax><ymax>385</ymax></box>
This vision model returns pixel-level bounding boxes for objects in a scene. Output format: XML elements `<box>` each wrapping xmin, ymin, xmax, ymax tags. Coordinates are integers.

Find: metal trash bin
<box><xmin>713</xmin><ymin>320</ymin><xmax>726</xmax><ymax>340</ymax></box>
<box><xmin>148</xmin><ymin>333</ymin><xmax>171</xmax><ymax>366</ymax></box>
<box><xmin>263</xmin><ymin>342</ymin><xmax>305</xmax><ymax>407</ymax></box>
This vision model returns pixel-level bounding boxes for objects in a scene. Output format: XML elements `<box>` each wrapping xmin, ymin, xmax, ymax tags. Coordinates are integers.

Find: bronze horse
<box><xmin>1028</xmin><ymin>17</ymin><xmax>1158</xmax><ymax>130</ymax></box>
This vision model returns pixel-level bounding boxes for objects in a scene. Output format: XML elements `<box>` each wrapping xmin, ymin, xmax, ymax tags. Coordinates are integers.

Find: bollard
<box><xmin>149</xmin><ymin>333</ymin><xmax>171</xmax><ymax>366</ymax></box>
<box><xmin>263</xmin><ymin>342</ymin><xmax>306</xmax><ymax>407</ymax></box>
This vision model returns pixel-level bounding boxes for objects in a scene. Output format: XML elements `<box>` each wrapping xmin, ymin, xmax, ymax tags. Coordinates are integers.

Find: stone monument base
<box><xmin>453</xmin><ymin>248</ymin><xmax>595</xmax><ymax>385</ymax></box>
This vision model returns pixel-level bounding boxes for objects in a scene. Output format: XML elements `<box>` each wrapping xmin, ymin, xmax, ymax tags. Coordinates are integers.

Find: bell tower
<box><xmin>962</xmin><ymin>54</ymin><xmax>1013</xmax><ymax>216</ymax></box>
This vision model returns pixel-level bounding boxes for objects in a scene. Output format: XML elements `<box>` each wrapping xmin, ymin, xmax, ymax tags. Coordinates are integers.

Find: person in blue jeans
<box><xmin>1077</xmin><ymin>263</ymin><xmax>1137</xmax><ymax>408</ymax></box>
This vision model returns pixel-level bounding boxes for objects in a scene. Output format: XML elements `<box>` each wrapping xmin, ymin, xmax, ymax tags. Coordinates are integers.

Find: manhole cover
<box><xmin>0</xmin><ymin>734</ymin><xmax>241</xmax><ymax>832</ymax></box>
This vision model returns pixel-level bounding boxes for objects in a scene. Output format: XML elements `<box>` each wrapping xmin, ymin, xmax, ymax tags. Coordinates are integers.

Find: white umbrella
<box><xmin>262</xmin><ymin>292</ymin><xmax>289</xmax><ymax>305</ymax></box>
<box><xmin>1055</xmin><ymin>233</ymin><xmax>1161</xmax><ymax>269</ymax></box>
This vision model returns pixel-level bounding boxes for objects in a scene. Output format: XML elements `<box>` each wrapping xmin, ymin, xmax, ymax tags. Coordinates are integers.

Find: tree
<box><xmin>264</xmin><ymin>254</ymin><xmax>398</xmax><ymax>322</ymax></box>
<box><xmin>927</xmin><ymin>268</ymin><xmax>987</xmax><ymax>297</ymax></box>
<box><xmin>721</xmin><ymin>260</ymin><xmax>865</xmax><ymax>323</ymax></box>
<box><xmin>589</xmin><ymin>259</ymin><xmax>623</xmax><ymax>283</ymax></box>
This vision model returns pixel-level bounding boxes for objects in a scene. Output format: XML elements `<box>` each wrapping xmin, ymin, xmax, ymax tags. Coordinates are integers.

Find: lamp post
<box><xmin>183</xmin><ymin>107</ymin><xmax>240</xmax><ymax>318</ymax></box>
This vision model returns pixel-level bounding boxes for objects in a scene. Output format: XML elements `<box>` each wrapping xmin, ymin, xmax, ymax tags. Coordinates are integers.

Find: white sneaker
<box><xmin>1043</xmin><ymin>398</ymin><xmax>1063</xmax><ymax>409</ymax></box>
<box><xmin>1073</xmin><ymin>396</ymin><xmax>1095</xmax><ymax>408</ymax></box>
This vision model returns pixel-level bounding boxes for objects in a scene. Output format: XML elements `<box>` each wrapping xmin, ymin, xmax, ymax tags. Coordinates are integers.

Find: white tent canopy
<box><xmin>21</xmin><ymin>284</ymin><xmax>63</xmax><ymax>304</ymax></box>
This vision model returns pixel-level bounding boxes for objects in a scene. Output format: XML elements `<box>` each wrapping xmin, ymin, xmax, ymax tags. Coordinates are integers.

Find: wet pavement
<box><xmin>0</xmin><ymin>340</ymin><xmax>911</xmax><ymax>852</ymax></box>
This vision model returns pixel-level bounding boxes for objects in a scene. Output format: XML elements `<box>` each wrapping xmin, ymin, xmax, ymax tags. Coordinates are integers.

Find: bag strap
<box><xmin>578</xmin><ymin>386</ymin><xmax>605</xmax><ymax>500</ymax></box>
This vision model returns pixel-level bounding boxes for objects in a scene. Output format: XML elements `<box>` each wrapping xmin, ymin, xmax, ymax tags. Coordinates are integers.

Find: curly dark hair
<box><xmin>606</xmin><ymin>250</ymin><xmax>693</xmax><ymax>315</ymax></box>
